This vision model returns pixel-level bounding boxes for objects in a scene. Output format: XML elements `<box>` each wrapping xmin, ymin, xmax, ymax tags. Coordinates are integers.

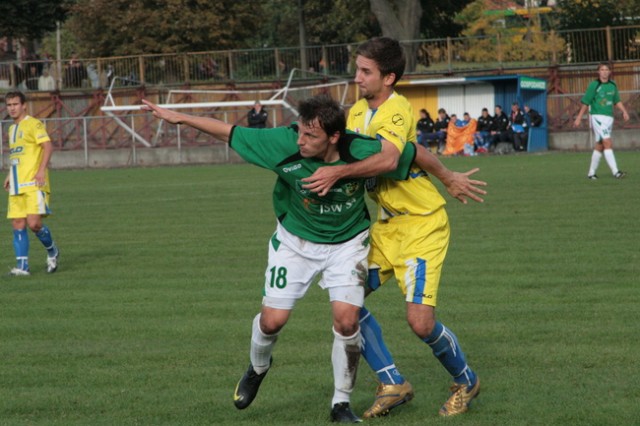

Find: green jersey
<box><xmin>581</xmin><ymin>79</ymin><xmax>620</xmax><ymax>117</ymax></box>
<box><xmin>230</xmin><ymin>124</ymin><xmax>415</xmax><ymax>244</ymax></box>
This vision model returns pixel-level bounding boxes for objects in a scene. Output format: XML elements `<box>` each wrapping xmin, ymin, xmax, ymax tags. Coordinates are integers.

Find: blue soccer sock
<box><xmin>13</xmin><ymin>228</ymin><xmax>30</xmax><ymax>270</ymax></box>
<box><xmin>359</xmin><ymin>306</ymin><xmax>405</xmax><ymax>385</ymax></box>
<box><xmin>423</xmin><ymin>321</ymin><xmax>477</xmax><ymax>387</ymax></box>
<box><xmin>35</xmin><ymin>225</ymin><xmax>57</xmax><ymax>257</ymax></box>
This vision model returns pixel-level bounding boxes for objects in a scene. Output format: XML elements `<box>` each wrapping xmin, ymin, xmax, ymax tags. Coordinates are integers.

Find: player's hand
<box><xmin>301</xmin><ymin>165</ymin><xmax>347</xmax><ymax>197</ymax></box>
<box><xmin>622</xmin><ymin>111</ymin><xmax>630</xmax><ymax>122</ymax></box>
<box><xmin>444</xmin><ymin>168</ymin><xmax>487</xmax><ymax>204</ymax></box>
<box><xmin>572</xmin><ymin>117</ymin><xmax>581</xmax><ymax>128</ymax></box>
<box><xmin>33</xmin><ymin>171</ymin><xmax>46</xmax><ymax>187</ymax></box>
<box><xmin>3</xmin><ymin>176</ymin><xmax>10</xmax><ymax>192</ymax></box>
<box><xmin>141</xmin><ymin>99</ymin><xmax>183</xmax><ymax>125</ymax></box>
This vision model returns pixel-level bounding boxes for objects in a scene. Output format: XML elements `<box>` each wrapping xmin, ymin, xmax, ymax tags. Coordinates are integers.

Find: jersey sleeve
<box><xmin>375</xmin><ymin>110</ymin><xmax>408</xmax><ymax>153</ymax></box>
<box><xmin>229</xmin><ymin>126</ymin><xmax>298</xmax><ymax>169</ymax></box>
<box><xmin>382</xmin><ymin>141</ymin><xmax>416</xmax><ymax>180</ymax></box>
<box><xmin>376</xmin><ymin>99</ymin><xmax>415</xmax><ymax>154</ymax></box>
<box><xmin>33</xmin><ymin>120</ymin><xmax>51</xmax><ymax>145</ymax></box>
<box><xmin>341</xmin><ymin>133</ymin><xmax>415</xmax><ymax>181</ymax></box>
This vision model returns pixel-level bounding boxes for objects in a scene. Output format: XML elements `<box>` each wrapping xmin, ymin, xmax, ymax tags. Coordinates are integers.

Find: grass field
<box><xmin>1</xmin><ymin>151</ymin><xmax>638</xmax><ymax>425</ymax></box>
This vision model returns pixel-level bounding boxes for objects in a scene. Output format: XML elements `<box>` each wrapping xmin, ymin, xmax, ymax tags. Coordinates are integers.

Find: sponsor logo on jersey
<box><xmin>296</xmin><ymin>180</ymin><xmax>310</xmax><ymax>195</ymax></box>
<box><xmin>342</xmin><ymin>181</ymin><xmax>359</xmax><ymax>196</ymax></box>
<box><xmin>392</xmin><ymin>114</ymin><xmax>404</xmax><ymax>126</ymax></box>
<box><xmin>10</xmin><ymin>146</ymin><xmax>24</xmax><ymax>155</ymax></box>
<box><xmin>318</xmin><ymin>197</ymin><xmax>357</xmax><ymax>214</ymax></box>
<box><xmin>283</xmin><ymin>164</ymin><xmax>302</xmax><ymax>173</ymax></box>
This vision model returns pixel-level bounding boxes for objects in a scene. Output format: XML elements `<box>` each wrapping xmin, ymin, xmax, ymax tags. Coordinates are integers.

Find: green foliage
<box><xmin>557</xmin><ymin>0</ymin><xmax>640</xmax><ymax>30</ymax></box>
<box><xmin>453</xmin><ymin>0</ymin><xmax>565</xmax><ymax>65</ymax></box>
<box><xmin>1</xmin><ymin>152</ymin><xmax>639</xmax><ymax>424</ymax></box>
<box><xmin>0</xmin><ymin>0</ymin><xmax>71</xmax><ymax>41</ymax></box>
<box><xmin>557</xmin><ymin>0</ymin><xmax>640</xmax><ymax>62</ymax></box>
<box><xmin>66</xmin><ymin>0</ymin><xmax>260</xmax><ymax>56</ymax></box>
<box><xmin>38</xmin><ymin>22</ymin><xmax>79</xmax><ymax>59</ymax></box>
<box><xmin>304</xmin><ymin>0</ymin><xmax>378</xmax><ymax>44</ymax></box>
<box><xmin>421</xmin><ymin>0</ymin><xmax>472</xmax><ymax>38</ymax></box>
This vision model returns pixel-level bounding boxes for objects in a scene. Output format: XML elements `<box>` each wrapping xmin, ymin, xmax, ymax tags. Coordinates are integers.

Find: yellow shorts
<box><xmin>368</xmin><ymin>208</ymin><xmax>449</xmax><ymax>306</ymax></box>
<box><xmin>7</xmin><ymin>191</ymin><xmax>51</xmax><ymax>219</ymax></box>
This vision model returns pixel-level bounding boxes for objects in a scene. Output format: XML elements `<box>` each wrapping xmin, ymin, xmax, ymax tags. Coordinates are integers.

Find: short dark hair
<box><xmin>5</xmin><ymin>91</ymin><xmax>26</xmax><ymax>104</ymax></box>
<box><xmin>482</xmin><ymin>108</ymin><xmax>488</xmax><ymax>112</ymax></box>
<box><xmin>298</xmin><ymin>94</ymin><xmax>345</xmax><ymax>137</ymax></box>
<box><xmin>438</xmin><ymin>108</ymin><xmax>446</xmax><ymax>114</ymax></box>
<box><xmin>495</xmin><ymin>104</ymin><xmax>502</xmax><ymax>110</ymax></box>
<box><xmin>356</xmin><ymin>37</ymin><xmax>405</xmax><ymax>86</ymax></box>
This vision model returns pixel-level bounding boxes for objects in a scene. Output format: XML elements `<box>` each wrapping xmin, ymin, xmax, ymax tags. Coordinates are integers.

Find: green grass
<box><xmin>1</xmin><ymin>151</ymin><xmax>638</xmax><ymax>425</ymax></box>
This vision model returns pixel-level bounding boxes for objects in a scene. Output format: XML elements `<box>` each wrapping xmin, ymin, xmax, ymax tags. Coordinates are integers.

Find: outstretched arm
<box><xmin>413</xmin><ymin>143</ymin><xmax>487</xmax><ymax>204</ymax></box>
<box><xmin>141</xmin><ymin>99</ymin><xmax>233</xmax><ymax>142</ymax></box>
<box><xmin>302</xmin><ymin>139</ymin><xmax>400</xmax><ymax>196</ymax></box>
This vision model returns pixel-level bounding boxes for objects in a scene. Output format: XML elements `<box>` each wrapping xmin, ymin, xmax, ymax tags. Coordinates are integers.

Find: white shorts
<box><xmin>591</xmin><ymin>114</ymin><xmax>614</xmax><ymax>142</ymax></box>
<box><xmin>262</xmin><ymin>222</ymin><xmax>368</xmax><ymax>310</ymax></box>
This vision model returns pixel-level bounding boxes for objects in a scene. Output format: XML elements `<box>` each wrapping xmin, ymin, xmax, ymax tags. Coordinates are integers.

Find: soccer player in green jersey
<box><xmin>573</xmin><ymin>63</ymin><xmax>629</xmax><ymax>179</ymax></box>
<box><xmin>4</xmin><ymin>91</ymin><xmax>60</xmax><ymax>276</ymax></box>
<box><xmin>142</xmin><ymin>95</ymin><xmax>415</xmax><ymax>423</ymax></box>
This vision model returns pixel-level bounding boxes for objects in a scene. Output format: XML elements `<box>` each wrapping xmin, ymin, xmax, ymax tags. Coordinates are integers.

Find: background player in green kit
<box><xmin>142</xmin><ymin>95</ymin><xmax>415</xmax><ymax>423</ymax></box>
<box><xmin>573</xmin><ymin>63</ymin><xmax>629</xmax><ymax>179</ymax></box>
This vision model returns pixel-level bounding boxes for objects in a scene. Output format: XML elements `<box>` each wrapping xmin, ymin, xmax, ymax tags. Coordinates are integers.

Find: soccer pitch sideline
<box><xmin>0</xmin><ymin>151</ymin><xmax>638</xmax><ymax>425</ymax></box>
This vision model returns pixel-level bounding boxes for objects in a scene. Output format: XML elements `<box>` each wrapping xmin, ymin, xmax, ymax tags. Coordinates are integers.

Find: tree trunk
<box><xmin>368</xmin><ymin>0</ymin><xmax>423</xmax><ymax>72</ymax></box>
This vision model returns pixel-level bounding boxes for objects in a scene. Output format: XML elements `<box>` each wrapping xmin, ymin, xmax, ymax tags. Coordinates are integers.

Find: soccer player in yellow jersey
<box><xmin>4</xmin><ymin>92</ymin><xmax>59</xmax><ymax>276</ymax></box>
<box><xmin>303</xmin><ymin>37</ymin><xmax>486</xmax><ymax>419</ymax></box>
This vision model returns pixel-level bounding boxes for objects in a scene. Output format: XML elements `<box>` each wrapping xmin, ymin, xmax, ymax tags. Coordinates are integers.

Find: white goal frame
<box><xmin>100</xmin><ymin>69</ymin><xmax>350</xmax><ymax>147</ymax></box>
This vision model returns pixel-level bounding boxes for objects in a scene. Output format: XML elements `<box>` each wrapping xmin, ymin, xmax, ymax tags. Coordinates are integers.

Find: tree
<box><xmin>453</xmin><ymin>0</ymin><xmax>565</xmax><ymax>66</ymax></box>
<box><xmin>66</xmin><ymin>0</ymin><xmax>260</xmax><ymax>56</ymax></box>
<box><xmin>421</xmin><ymin>0</ymin><xmax>473</xmax><ymax>39</ymax></box>
<box><xmin>0</xmin><ymin>0</ymin><xmax>71</xmax><ymax>40</ymax></box>
<box><xmin>0</xmin><ymin>0</ymin><xmax>72</xmax><ymax>54</ymax></box>
<box><xmin>557</xmin><ymin>0</ymin><xmax>640</xmax><ymax>62</ymax></box>
<box><xmin>366</xmin><ymin>0</ymin><xmax>423</xmax><ymax>71</ymax></box>
<box><xmin>557</xmin><ymin>0</ymin><xmax>640</xmax><ymax>30</ymax></box>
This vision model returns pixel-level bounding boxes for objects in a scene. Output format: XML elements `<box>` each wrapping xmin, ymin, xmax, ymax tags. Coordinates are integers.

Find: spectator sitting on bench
<box><xmin>490</xmin><ymin>105</ymin><xmax>510</xmax><ymax>149</ymax></box>
<box><xmin>474</xmin><ymin>108</ymin><xmax>493</xmax><ymax>153</ymax></box>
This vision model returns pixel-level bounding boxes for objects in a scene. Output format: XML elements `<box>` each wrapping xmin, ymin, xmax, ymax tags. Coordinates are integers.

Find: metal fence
<box><xmin>1</xmin><ymin>25</ymin><xmax>639</xmax><ymax>92</ymax></box>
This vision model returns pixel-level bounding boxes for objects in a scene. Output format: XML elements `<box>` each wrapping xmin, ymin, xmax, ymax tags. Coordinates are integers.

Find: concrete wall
<box><xmin>549</xmin><ymin>128</ymin><xmax>640</xmax><ymax>151</ymax></box>
<box><xmin>2</xmin><ymin>131</ymin><xmax>637</xmax><ymax>171</ymax></box>
<box><xmin>2</xmin><ymin>144</ymin><xmax>246</xmax><ymax>170</ymax></box>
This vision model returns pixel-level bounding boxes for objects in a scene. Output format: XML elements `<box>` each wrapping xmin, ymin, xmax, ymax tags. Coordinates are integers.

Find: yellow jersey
<box><xmin>8</xmin><ymin>116</ymin><xmax>51</xmax><ymax>195</ymax></box>
<box><xmin>347</xmin><ymin>92</ymin><xmax>446</xmax><ymax>219</ymax></box>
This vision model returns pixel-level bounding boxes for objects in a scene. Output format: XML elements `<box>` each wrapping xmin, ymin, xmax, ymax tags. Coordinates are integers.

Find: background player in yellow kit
<box><xmin>4</xmin><ymin>91</ymin><xmax>59</xmax><ymax>276</ymax></box>
<box><xmin>303</xmin><ymin>37</ymin><xmax>485</xmax><ymax>418</ymax></box>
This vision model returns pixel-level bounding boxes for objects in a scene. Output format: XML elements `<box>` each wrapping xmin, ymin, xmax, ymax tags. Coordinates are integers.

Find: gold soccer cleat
<box><xmin>438</xmin><ymin>378</ymin><xmax>480</xmax><ymax>417</ymax></box>
<box><xmin>362</xmin><ymin>381</ymin><xmax>414</xmax><ymax>418</ymax></box>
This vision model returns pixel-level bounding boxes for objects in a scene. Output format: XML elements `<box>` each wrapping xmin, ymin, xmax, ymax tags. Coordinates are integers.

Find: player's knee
<box><xmin>407</xmin><ymin>316</ymin><xmax>436</xmax><ymax>340</ymax></box>
<box><xmin>334</xmin><ymin>323</ymin><xmax>359</xmax><ymax>337</ymax></box>
<box><xmin>333</xmin><ymin>316</ymin><xmax>360</xmax><ymax>336</ymax></box>
<box><xmin>27</xmin><ymin>220</ymin><xmax>42</xmax><ymax>233</ymax></box>
<box><xmin>259</xmin><ymin>315</ymin><xmax>287</xmax><ymax>335</ymax></box>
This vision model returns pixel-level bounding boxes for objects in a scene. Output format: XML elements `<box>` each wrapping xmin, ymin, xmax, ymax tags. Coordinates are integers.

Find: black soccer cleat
<box><xmin>587</xmin><ymin>174</ymin><xmax>598</xmax><ymax>180</ymax></box>
<box><xmin>614</xmin><ymin>171</ymin><xmax>626</xmax><ymax>179</ymax></box>
<box><xmin>330</xmin><ymin>402</ymin><xmax>362</xmax><ymax>423</ymax></box>
<box><xmin>233</xmin><ymin>359</ymin><xmax>271</xmax><ymax>410</ymax></box>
